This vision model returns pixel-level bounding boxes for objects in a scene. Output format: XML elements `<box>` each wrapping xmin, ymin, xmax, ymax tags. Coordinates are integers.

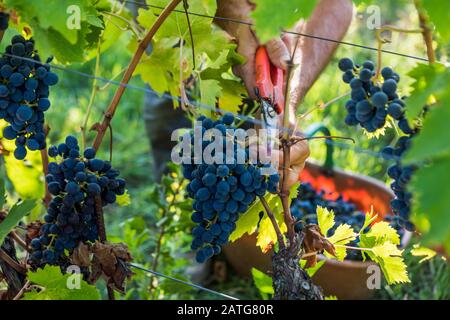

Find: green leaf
<box><xmin>300</xmin><ymin>259</ymin><xmax>325</xmax><ymax>277</ymax></box>
<box><xmin>406</xmin><ymin>64</ymin><xmax>450</xmax><ymax>122</ymax></box>
<box><xmin>5</xmin><ymin>0</ymin><xmax>103</xmax><ymax>63</ymax></box>
<box><xmin>420</xmin><ymin>0</ymin><xmax>450</xmax><ymax>43</ymax></box>
<box><xmin>317</xmin><ymin>206</ymin><xmax>334</xmax><ymax>237</ymax></box>
<box><xmin>0</xmin><ymin>179</ymin><xmax>5</xmax><ymax>210</ymax></box>
<box><xmin>251</xmin><ymin>268</ymin><xmax>273</xmax><ymax>300</ymax></box>
<box><xmin>0</xmin><ymin>199</ymin><xmax>36</xmax><ymax>245</ymax></box>
<box><xmin>404</xmin><ymin>105</ymin><xmax>450</xmax><ymax>163</ymax></box>
<box><xmin>251</xmin><ymin>0</ymin><xmax>317</xmax><ymax>43</ymax></box>
<box><xmin>200</xmin><ymin>79</ymin><xmax>222</xmax><ymax>110</ymax></box>
<box><xmin>23</xmin><ymin>265</ymin><xmax>101</xmax><ymax>300</ymax></box>
<box><xmin>409</xmin><ymin>156</ymin><xmax>450</xmax><ymax>243</ymax></box>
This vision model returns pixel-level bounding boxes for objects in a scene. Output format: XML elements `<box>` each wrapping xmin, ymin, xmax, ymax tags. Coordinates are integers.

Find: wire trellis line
<box><xmin>128</xmin><ymin>263</ymin><xmax>239</xmax><ymax>300</ymax></box>
<box><xmin>120</xmin><ymin>0</ymin><xmax>432</xmax><ymax>63</ymax></box>
<box><xmin>2</xmin><ymin>52</ymin><xmax>399</xmax><ymax>162</ymax></box>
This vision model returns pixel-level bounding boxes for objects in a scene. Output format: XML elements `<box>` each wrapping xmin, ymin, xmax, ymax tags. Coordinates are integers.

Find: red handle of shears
<box><xmin>255</xmin><ymin>46</ymin><xmax>284</xmax><ymax>114</ymax></box>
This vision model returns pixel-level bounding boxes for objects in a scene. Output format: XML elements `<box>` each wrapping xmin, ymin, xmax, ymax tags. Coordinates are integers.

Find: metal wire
<box><xmin>128</xmin><ymin>263</ymin><xmax>239</xmax><ymax>300</ymax></box>
<box><xmin>2</xmin><ymin>52</ymin><xmax>396</xmax><ymax>161</ymax></box>
<box><xmin>120</xmin><ymin>0</ymin><xmax>432</xmax><ymax>63</ymax></box>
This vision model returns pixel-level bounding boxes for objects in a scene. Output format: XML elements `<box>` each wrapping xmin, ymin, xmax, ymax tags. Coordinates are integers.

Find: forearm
<box><xmin>289</xmin><ymin>0</ymin><xmax>353</xmax><ymax>113</ymax></box>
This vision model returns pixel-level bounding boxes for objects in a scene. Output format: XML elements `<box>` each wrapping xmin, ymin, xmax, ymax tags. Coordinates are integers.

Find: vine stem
<box><xmin>279</xmin><ymin>60</ymin><xmax>296</xmax><ymax>246</ymax></box>
<box><xmin>374</xmin><ymin>25</ymin><xmax>423</xmax><ymax>79</ymax></box>
<box><xmin>12</xmin><ymin>280</ymin><xmax>30</xmax><ymax>300</ymax></box>
<box><xmin>259</xmin><ymin>196</ymin><xmax>285</xmax><ymax>250</ymax></box>
<box><xmin>0</xmin><ymin>249</ymin><xmax>26</xmax><ymax>274</ymax></box>
<box><xmin>92</xmin><ymin>0</ymin><xmax>182</xmax><ymax>150</ymax></box>
<box><xmin>414</xmin><ymin>0</ymin><xmax>436</xmax><ymax>64</ymax></box>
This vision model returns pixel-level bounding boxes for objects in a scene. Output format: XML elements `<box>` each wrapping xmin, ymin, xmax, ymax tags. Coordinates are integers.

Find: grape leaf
<box><xmin>0</xmin><ymin>199</ymin><xmax>36</xmax><ymax>245</ymax></box>
<box><xmin>0</xmin><ymin>121</ymin><xmax>44</xmax><ymax>199</ymax></box>
<box><xmin>199</xmin><ymin>79</ymin><xmax>221</xmax><ymax>112</ymax></box>
<box><xmin>5</xmin><ymin>0</ymin><xmax>103</xmax><ymax>63</ymax></box>
<box><xmin>251</xmin><ymin>268</ymin><xmax>273</xmax><ymax>300</ymax></box>
<box><xmin>229</xmin><ymin>196</ymin><xmax>263</xmax><ymax>242</ymax></box>
<box><xmin>365</xmin><ymin>221</ymin><xmax>400</xmax><ymax>246</ymax></box>
<box><xmin>406</xmin><ymin>63</ymin><xmax>450</xmax><ymax>122</ymax></box>
<box><xmin>135</xmin><ymin>1</ymin><xmax>245</xmax><ymax>113</ymax></box>
<box><xmin>409</xmin><ymin>156</ymin><xmax>450</xmax><ymax>243</ymax></box>
<box><xmin>325</xmin><ymin>224</ymin><xmax>357</xmax><ymax>261</ymax></box>
<box><xmin>369</xmin><ymin>242</ymin><xmax>409</xmax><ymax>285</ymax></box>
<box><xmin>361</xmin><ymin>207</ymin><xmax>378</xmax><ymax>231</ymax></box>
<box><xmin>300</xmin><ymin>259</ymin><xmax>325</xmax><ymax>277</ymax></box>
<box><xmin>359</xmin><ymin>227</ymin><xmax>409</xmax><ymax>285</ymax></box>
<box><xmin>420</xmin><ymin>0</ymin><xmax>450</xmax><ymax>43</ymax></box>
<box><xmin>410</xmin><ymin>245</ymin><xmax>437</xmax><ymax>263</ymax></box>
<box><xmin>251</xmin><ymin>0</ymin><xmax>317</xmax><ymax>43</ymax></box>
<box><xmin>404</xmin><ymin>105</ymin><xmax>450</xmax><ymax>163</ymax></box>
<box><xmin>116</xmin><ymin>190</ymin><xmax>131</xmax><ymax>207</ymax></box>
<box><xmin>23</xmin><ymin>265</ymin><xmax>101</xmax><ymax>300</ymax></box>
<box><xmin>317</xmin><ymin>206</ymin><xmax>335</xmax><ymax>237</ymax></box>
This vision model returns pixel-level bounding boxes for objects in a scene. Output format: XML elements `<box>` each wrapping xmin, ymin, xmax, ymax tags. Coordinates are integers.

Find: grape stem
<box><xmin>414</xmin><ymin>0</ymin><xmax>436</xmax><ymax>64</ymax></box>
<box><xmin>374</xmin><ymin>25</ymin><xmax>423</xmax><ymax>79</ymax></box>
<box><xmin>92</xmin><ymin>0</ymin><xmax>182</xmax><ymax>151</ymax></box>
<box><xmin>259</xmin><ymin>196</ymin><xmax>285</xmax><ymax>250</ymax></box>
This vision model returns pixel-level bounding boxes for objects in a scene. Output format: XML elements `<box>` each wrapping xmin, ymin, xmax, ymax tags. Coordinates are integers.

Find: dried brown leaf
<box><xmin>70</xmin><ymin>242</ymin><xmax>91</xmax><ymax>267</ymax></box>
<box><xmin>302</xmin><ymin>225</ymin><xmax>336</xmax><ymax>268</ymax></box>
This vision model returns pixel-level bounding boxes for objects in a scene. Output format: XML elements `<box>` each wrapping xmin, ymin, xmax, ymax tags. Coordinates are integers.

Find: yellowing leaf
<box><xmin>366</xmin><ymin>221</ymin><xmax>400</xmax><ymax>246</ymax></box>
<box><xmin>116</xmin><ymin>190</ymin><xmax>131</xmax><ymax>207</ymax></box>
<box><xmin>317</xmin><ymin>206</ymin><xmax>334</xmax><ymax>237</ymax></box>
<box><xmin>361</xmin><ymin>207</ymin><xmax>378</xmax><ymax>232</ymax></box>
<box><xmin>369</xmin><ymin>242</ymin><xmax>409</xmax><ymax>285</ymax></box>
<box><xmin>411</xmin><ymin>245</ymin><xmax>437</xmax><ymax>263</ymax></box>
<box><xmin>256</xmin><ymin>211</ymin><xmax>287</xmax><ymax>253</ymax></box>
<box><xmin>229</xmin><ymin>197</ymin><xmax>263</xmax><ymax>242</ymax></box>
<box><xmin>326</xmin><ymin>224</ymin><xmax>357</xmax><ymax>261</ymax></box>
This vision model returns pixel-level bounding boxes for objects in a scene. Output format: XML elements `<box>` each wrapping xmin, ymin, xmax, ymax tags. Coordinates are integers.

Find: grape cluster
<box><xmin>382</xmin><ymin>133</ymin><xmax>418</xmax><ymax>231</ymax></box>
<box><xmin>0</xmin><ymin>12</ymin><xmax>9</xmax><ymax>31</ymax></box>
<box><xmin>181</xmin><ymin>113</ymin><xmax>280</xmax><ymax>263</ymax></box>
<box><xmin>0</xmin><ymin>35</ymin><xmax>59</xmax><ymax>160</ymax></box>
<box><xmin>338</xmin><ymin>58</ymin><xmax>408</xmax><ymax>133</ymax></box>
<box><xmin>29</xmin><ymin>135</ymin><xmax>125</xmax><ymax>266</ymax></box>
<box><xmin>291</xmin><ymin>182</ymin><xmax>404</xmax><ymax>261</ymax></box>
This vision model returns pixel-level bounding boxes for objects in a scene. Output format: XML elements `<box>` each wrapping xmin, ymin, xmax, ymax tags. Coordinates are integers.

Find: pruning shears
<box><xmin>254</xmin><ymin>46</ymin><xmax>285</xmax><ymax>155</ymax></box>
